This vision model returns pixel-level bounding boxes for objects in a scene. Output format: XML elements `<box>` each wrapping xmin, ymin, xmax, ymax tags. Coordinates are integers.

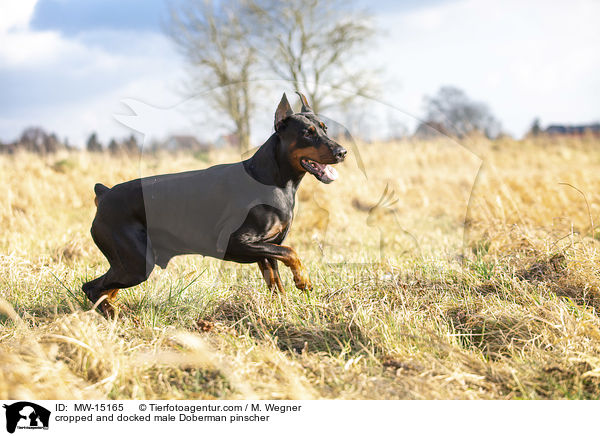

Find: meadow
<box><xmin>2</xmin><ymin>134</ymin><xmax>600</xmax><ymax>399</ymax></box>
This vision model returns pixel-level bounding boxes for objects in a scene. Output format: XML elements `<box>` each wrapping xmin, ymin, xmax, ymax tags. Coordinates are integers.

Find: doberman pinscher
<box><xmin>83</xmin><ymin>92</ymin><xmax>347</xmax><ymax>315</ymax></box>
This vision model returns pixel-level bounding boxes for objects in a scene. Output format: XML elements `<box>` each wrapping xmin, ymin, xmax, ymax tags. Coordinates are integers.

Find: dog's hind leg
<box><xmin>82</xmin><ymin>272</ymin><xmax>119</xmax><ymax>317</ymax></box>
<box><xmin>84</xmin><ymin>265</ymin><xmax>153</xmax><ymax>317</ymax></box>
<box><xmin>83</xmin><ymin>269</ymin><xmax>135</xmax><ymax>317</ymax></box>
<box><xmin>83</xmin><ymin>220</ymin><xmax>154</xmax><ymax>316</ymax></box>
<box><xmin>99</xmin><ymin>288</ymin><xmax>121</xmax><ymax>318</ymax></box>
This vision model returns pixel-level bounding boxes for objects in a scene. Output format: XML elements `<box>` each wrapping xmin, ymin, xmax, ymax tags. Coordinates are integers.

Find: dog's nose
<box><xmin>334</xmin><ymin>146</ymin><xmax>347</xmax><ymax>161</ymax></box>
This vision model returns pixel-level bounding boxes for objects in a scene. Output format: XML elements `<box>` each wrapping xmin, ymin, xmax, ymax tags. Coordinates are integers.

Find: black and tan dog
<box><xmin>83</xmin><ymin>92</ymin><xmax>346</xmax><ymax>315</ymax></box>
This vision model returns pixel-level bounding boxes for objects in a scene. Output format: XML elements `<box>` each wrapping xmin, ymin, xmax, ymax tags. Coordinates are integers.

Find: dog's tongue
<box><xmin>318</xmin><ymin>163</ymin><xmax>338</xmax><ymax>183</ymax></box>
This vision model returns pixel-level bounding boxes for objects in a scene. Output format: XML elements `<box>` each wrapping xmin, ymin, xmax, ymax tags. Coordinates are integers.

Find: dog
<box><xmin>82</xmin><ymin>92</ymin><xmax>346</xmax><ymax>316</ymax></box>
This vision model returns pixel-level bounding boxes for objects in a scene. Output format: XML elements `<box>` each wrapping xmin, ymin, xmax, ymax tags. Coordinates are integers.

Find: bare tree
<box><xmin>12</xmin><ymin>127</ymin><xmax>62</xmax><ymax>154</ymax></box>
<box><xmin>246</xmin><ymin>0</ymin><xmax>376</xmax><ymax>114</ymax></box>
<box><xmin>416</xmin><ymin>86</ymin><xmax>502</xmax><ymax>139</ymax></box>
<box><xmin>167</xmin><ymin>0</ymin><xmax>256</xmax><ymax>151</ymax></box>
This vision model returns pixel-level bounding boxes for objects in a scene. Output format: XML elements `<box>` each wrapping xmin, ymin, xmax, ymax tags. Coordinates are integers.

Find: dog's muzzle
<box><xmin>333</xmin><ymin>146</ymin><xmax>347</xmax><ymax>162</ymax></box>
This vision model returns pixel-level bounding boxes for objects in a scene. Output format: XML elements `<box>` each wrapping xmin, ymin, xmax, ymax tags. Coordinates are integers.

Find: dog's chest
<box><xmin>254</xmin><ymin>188</ymin><xmax>295</xmax><ymax>243</ymax></box>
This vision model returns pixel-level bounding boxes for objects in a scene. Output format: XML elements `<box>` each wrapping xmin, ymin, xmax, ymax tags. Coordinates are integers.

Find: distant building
<box><xmin>545</xmin><ymin>123</ymin><xmax>600</xmax><ymax>135</ymax></box>
<box><xmin>162</xmin><ymin>135</ymin><xmax>211</xmax><ymax>152</ymax></box>
<box><xmin>215</xmin><ymin>133</ymin><xmax>240</xmax><ymax>149</ymax></box>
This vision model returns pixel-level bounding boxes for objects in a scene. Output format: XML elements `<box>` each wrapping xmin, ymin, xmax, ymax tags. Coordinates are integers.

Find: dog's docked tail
<box><xmin>94</xmin><ymin>183</ymin><xmax>110</xmax><ymax>207</ymax></box>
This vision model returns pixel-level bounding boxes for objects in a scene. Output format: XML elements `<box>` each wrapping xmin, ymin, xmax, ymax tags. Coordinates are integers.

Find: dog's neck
<box><xmin>244</xmin><ymin>133</ymin><xmax>304</xmax><ymax>191</ymax></box>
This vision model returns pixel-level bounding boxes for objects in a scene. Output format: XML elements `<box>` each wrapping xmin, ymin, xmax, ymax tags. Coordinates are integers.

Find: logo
<box><xmin>2</xmin><ymin>402</ymin><xmax>50</xmax><ymax>434</ymax></box>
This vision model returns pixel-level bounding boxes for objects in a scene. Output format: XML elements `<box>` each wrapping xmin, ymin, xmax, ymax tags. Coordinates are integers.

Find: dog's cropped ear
<box><xmin>295</xmin><ymin>91</ymin><xmax>313</xmax><ymax>113</ymax></box>
<box><xmin>275</xmin><ymin>93</ymin><xmax>294</xmax><ymax>131</ymax></box>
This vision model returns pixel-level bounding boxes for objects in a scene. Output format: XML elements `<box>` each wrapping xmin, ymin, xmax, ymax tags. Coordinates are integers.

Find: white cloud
<box><xmin>0</xmin><ymin>0</ymin><xmax>61</xmax><ymax>67</ymax></box>
<box><xmin>0</xmin><ymin>1</ymin><xmax>187</xmax><ymax>145</ymax></box>
<box><xmin>377</xmin><ymin>0</ymin><xmax>600</xmax><ymax>136</ymax></box>
<box><xmin>0</xmin><ymin>28</ymin><xmax>78</xmax><ymax>66</ymax></box>
<box><xmin>0</xmin><ymin>0</ymin><xmax>37</xmax><ymax>32</ymax></box>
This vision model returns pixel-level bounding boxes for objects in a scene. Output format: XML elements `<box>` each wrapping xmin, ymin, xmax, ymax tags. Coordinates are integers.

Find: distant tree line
<box><xmin>0</xmin><ymin>128</ymin><xmax>215</xmax><ymax>155</ymax></box>
<box><xmin>86</xmin><ymin>133</ymin><xmax>140</xmax><ymax>154</ymax></box>
<box><xmin>4</xmin><ymin>92</ymin><xmax>595</xmax><ymax>155</ymax></box>
<box><xmin>0</xmin><ymin>127</ymin><xmax>72</xmax><ymax>154</ymax></box>
<box><xmin>0</xmin><ymin>128</ymin><xmax>143</xmax><ymax>155</ymax></box>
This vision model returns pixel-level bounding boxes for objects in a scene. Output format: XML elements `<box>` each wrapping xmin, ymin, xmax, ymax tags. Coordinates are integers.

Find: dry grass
<box><xmin>2</xmin><ymin>134</ymin><xmax>600</xmax><ymax>399</ymax></box>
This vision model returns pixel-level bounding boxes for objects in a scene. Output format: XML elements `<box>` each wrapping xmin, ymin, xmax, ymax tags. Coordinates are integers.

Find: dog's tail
<box><xmin>94</xmin><ymin>183</ymin><xmax>110</xmax><ymax>207</ymax></box>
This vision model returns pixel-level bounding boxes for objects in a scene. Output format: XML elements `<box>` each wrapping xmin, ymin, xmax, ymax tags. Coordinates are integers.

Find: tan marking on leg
<box><xmin>278</xmin><ymin>247</ymin><xmax>312</xmax><ymax>292</ymax></box>
<box><xmin>264</xmin><ymin>220</ymin><xmax>285</xmax><ymax>240</ymax></box>
<box><xmin>268</xmin><ymin>259</ymin><xmax>285</xmax><ymax>294</ymax></box>
<box><xmin>273</xmin><ymin>271</ymin><xmax>285</xmax><ymax>293</ymax></box>
<box><xmin>98</xmin><ymin>289</ymin><xmax>120</xmax><ymax>319</ymax></box>
<box><xmin>105</xmin><ymin>289</ymin><xmax>119</xmax><ymax>302</ymax></box>
<box><xmin>257</xmin><ymin>260</ymin><xmax>277</xmax><ymax>291</ymax></box>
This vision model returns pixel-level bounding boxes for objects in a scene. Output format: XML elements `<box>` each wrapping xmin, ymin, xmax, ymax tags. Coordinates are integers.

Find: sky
<box><xmin>0</xmin><ymin>0</ymin><xmax>598</xmax><ymax>146</ymax></box>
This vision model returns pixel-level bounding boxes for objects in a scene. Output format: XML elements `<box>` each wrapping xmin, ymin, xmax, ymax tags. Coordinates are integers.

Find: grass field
<box><xmin>2</xmin><ymin>134</ymin><xmax>600</xmax><ymax>399</ymax></box>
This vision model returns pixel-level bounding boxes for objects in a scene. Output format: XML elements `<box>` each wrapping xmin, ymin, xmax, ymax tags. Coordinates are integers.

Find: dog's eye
<box><xmin>304</xmin><ymin>128</ymin><xmax>315</xmax><ymax>138</ymax></box>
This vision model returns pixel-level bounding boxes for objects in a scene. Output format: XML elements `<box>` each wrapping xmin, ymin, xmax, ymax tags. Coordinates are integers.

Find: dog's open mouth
<box><xmin>301</xmin><ymin>158</ymin><xmax>338</xmax><ymax>184</ymax></box>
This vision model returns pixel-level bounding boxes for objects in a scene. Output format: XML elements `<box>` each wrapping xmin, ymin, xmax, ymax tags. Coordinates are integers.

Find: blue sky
<box><xmin>0</xmin><ymin>0</ymin><xmax>599</xmax><ymax>145</ymax></box>
<box><xmin>28</xmin><ymin>0</ymin><xmax>445</xmax><ymax>34</ymax></box>
<box><xmin>30</xmin><ymin>0</ymin><xmax>167</xmax><ymax>35</ymax></box>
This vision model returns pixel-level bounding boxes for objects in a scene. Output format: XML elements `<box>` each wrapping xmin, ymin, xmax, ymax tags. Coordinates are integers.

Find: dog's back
<box><xmin>93</xmin><ymin>160</ymin><xmax>285</xmax><ymax>261</ymax></box>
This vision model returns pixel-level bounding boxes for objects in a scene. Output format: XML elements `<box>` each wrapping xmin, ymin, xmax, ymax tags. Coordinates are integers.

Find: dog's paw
<box><xmin>98</xmin><ymin>300</ymin><xmax>118</xmax><ymax>319</ymax></box>
<box><xmin>293</xmin><ymin>267</ymin><xmax>312</xmax><ymax>292</ymax></box>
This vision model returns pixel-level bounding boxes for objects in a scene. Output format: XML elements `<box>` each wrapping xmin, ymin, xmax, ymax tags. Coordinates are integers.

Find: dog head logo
<box><xmin>3</xmin><ymin>402</ymin><xmax>50</xmax><ymax>433</ymax></box>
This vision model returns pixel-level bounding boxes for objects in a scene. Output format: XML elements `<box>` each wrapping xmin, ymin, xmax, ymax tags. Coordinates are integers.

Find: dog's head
<box><xmin>274</xmin><ymin>92</ymin><xmax>346</xmax><ymax>184</ymax></box>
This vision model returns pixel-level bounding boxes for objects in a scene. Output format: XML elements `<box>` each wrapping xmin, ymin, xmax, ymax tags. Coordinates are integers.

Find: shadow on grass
<box><xmin>119</xmin><ymin>295</ymin><xmax>202</xmax><ymax>328</ymax></box>
<box><xmin>445</xmin><ymin>307</ymin><xmax>543</xmax><ymax>360</ymax></box>
<box><xmin>5</xmin><ymin>296</ymin><xmax>89</xmax><ymax>324</ymax></box>
<box><xmin>517</xmin><ymin>253</ymin><xmax>600</xmax><ymax>313</ymax></box>
<box><xmin>212</xmin><ymin>296</ymin><xmax>371</xmax><ymax>355</ymax></box>
<box><xmin>109</xmin><ymin>366</ymin><xmax>231</xmax><ymax>400</ymax></box>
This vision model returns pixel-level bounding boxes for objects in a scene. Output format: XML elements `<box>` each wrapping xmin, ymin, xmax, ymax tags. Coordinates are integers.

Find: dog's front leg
<box><xmin>268</xmin><ymin>258</ymin><xmax>285</xmax><ymax>293</ymax></box>
<box><xmin>257</xmin><ymin>258</ymin><xmax>285</xmax><ymax>293</ymax></box>
<box><xmin>228</xmin><ymin>242</ymin><xmax>312</xmax><ymax>292</ymax></box>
